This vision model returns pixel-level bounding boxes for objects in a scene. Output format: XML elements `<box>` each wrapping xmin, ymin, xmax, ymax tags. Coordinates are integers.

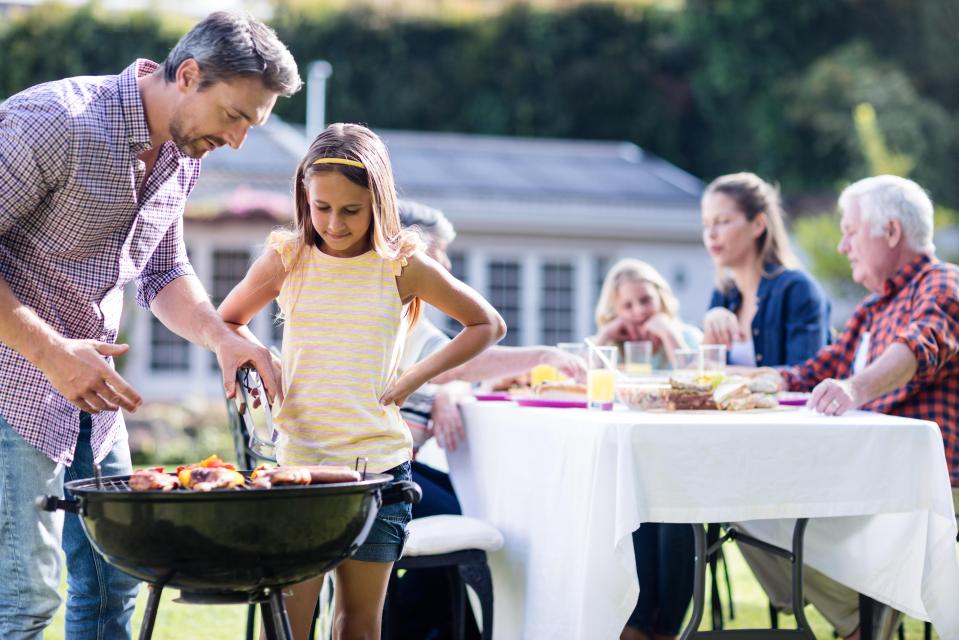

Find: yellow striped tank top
<box><xmin>268</xmin><ymin>231</ymin><xmax>412</xmax><ymax>472</ymax></box>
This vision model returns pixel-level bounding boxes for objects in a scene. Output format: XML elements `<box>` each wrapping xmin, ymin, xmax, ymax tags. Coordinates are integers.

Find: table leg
<box><xmin>679</xmin><ymin>523</ymin><xmax>708</xmax><ymax>640</ymax></box>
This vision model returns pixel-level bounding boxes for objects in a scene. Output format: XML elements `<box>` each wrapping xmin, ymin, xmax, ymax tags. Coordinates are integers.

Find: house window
<box><xmin>149</xmin><ymin>317</ymin><xmax>190</xmax><ymax>371</ymax></box>
<box><xmin>444</xmin><ymin>252</ymin><xmax>467</xmax><ymax>336</ymax></box>
<box><xmin>541</xmin><ymin>262</ymin><xmax>575</xmax><ymax>344</ymax></box>
<box><xmin>488</xmin><ymin>260</ymin><xmax>522</xmax><ymax>346</ymax></box>
<box><xmin>210</xmin><ymin>249</ymin><xmax>252</xmax><ymax>370</ymax></box>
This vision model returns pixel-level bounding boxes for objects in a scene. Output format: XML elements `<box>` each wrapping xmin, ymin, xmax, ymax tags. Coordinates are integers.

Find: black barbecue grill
<box><xmin>42</xmin><ymin>469</ymin><xmax>420</xmax><ymax>640</ymax></box>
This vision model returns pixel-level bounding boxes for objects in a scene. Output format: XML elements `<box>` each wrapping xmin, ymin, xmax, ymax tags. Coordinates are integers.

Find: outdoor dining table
<box><xmin>446</xmin><ymin>400</ymin><xmax>959</xmax><ymax>640</ymax></box>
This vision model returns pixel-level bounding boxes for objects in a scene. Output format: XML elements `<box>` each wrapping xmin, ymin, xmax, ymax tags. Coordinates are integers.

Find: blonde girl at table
<box><xmin>594</xmin><ymin>258</ymin><xmax>703</xmax><ymax>371</ymax></box>
<box><xmin>218</xmin><ymin>123</ymin><xmax>505</xmax><ymax>640</ymax></box>
<box><xmin>594</xmin><ymin>258</ymin><xmax>702</xmax><ymax>640</ymax></box>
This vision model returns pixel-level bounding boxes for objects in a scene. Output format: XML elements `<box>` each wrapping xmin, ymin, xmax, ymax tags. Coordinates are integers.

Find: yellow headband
<box><xmin>312</xmin><ymin>158</ymin><xmax>365</xmax><ymax>169</ymax></box>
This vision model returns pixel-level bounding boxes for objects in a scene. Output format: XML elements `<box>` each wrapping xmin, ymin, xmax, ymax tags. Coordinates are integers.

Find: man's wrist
<box><xmin>12</xmin><ymin>309</ymin><xmax>65</xmax><ymax>369</ymax></box>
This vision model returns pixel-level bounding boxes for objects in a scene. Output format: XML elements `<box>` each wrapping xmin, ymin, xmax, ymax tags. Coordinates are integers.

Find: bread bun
<box><xmin>533</xmin><ymin>382</ymin><xmax>587</xmax><ymax>401</ymax></box>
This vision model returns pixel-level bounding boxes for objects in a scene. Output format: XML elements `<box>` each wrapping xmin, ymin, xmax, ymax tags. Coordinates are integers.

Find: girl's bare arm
<box><xmin>383</xmin><ymin>252</ymin><xmax>506</xmax><ymax>405</ymax></box>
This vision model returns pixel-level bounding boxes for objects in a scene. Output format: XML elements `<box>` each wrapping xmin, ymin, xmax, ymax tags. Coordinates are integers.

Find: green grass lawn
<box><xmin>45</xmin><ymin>543</ymin><xmax>939</xmax><ymax>639</ymax></box>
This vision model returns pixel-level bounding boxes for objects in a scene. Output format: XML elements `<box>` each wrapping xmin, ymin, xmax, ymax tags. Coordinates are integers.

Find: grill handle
<box><xmin>380</xmin><ymin>480</ymin><xmax>422</xmax><ymax>506</ymax></box>
<box><xmin>37</xmin><ymin>495</ymin><xmax>80</xmax><ymax>514</ymax></box>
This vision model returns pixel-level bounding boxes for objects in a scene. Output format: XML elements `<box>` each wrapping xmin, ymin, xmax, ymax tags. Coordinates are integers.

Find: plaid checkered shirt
<box><xmin>0</xmin><ymin>59</ymin><xmax>200</xmax><ymax>465</ymax></box>
<box><xmin>781</xmin><ymin>253</ymin><xmax>959</xmax><ymax>484</ymax></box>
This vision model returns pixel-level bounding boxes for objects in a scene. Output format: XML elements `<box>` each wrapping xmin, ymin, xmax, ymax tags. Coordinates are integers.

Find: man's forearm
<box><xmin>849</xmin><ymin>342</ymin><xmax>918</xmax><ymax>405</ymax></box>
<box><xmin>149</xmin><ymin>275</ymin><xmax>228</xmax><ymax>351</ymax></box>
<box><xmin>0</xmin><ymin>275</ymin><xmax>62</xmax><ymax>367</ymax></box>
<box><xmin>432</xmin><ymin>346</ymin><xmax>545</xmax><ymax>383</ymax></box>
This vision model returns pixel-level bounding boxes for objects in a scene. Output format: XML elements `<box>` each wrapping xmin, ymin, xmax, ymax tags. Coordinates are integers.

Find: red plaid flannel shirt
<box><xmin>782</xmin><ymin>253</ymin><xmax>959</xmax><ymax>484</ymax></box>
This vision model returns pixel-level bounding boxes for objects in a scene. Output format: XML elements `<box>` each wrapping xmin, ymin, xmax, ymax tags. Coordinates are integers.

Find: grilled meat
<box><xmin>129</xmin><ymin>468</ymin><xmax>180</xmax><ymax>491</ymax></box>
<box><xmin>178</xmin><ymin>466</ymin><xmax>245</xmax><ymax>492</ymax></box>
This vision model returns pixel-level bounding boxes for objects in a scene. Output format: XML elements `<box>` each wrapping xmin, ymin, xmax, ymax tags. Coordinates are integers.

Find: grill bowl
<box><xmin>63</xmin><ymin>472</ymin><xmax>394</xmax><ymax>593</ymax></box>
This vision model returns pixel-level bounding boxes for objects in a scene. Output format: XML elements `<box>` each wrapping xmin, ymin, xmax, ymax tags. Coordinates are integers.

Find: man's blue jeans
<box><xmin>0</xmin><ymin>413</ymin><xmax>139</xmax><ymax>640</ymax></box>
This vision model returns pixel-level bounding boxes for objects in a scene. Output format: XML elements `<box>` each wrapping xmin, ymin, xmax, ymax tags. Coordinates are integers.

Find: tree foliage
<box><xmin>3</xmin><ymin>1</ymin><xmax>959</xmax><ymax>212</ymax></box>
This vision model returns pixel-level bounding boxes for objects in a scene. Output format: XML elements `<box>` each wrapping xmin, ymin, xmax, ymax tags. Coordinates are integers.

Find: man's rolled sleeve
<box><xmin>135</xmin><ymin>215</ymin><xmax>195</xmax><ymax>308</ymax></box>
<box><xmin>894</xmin><ymin>283</ymin><xmax>959</xmax><ymax>385</ymax></box>
<box><xmin>780</xmin><ymin>304</ymin><xmax>866</xmax><ymax>390</ymax></box>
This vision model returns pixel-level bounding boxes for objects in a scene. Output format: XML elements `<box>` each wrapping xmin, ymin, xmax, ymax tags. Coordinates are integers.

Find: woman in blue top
<box><xmin>701</xmin><ymin>172</ymin><xmax>831</xmax><ymax>367</ymax></box>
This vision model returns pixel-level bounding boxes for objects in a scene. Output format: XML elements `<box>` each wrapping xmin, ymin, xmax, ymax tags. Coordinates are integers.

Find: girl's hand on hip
<box><xmin>380</xmin><ymin>373</ymin><xmax>419</xmax><ymax>408</ymax></box>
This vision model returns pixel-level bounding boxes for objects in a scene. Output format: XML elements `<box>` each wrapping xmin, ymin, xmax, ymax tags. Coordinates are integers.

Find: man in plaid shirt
<box><xmin>742</xmin><ymin>175</ymin><xmax>959</xmax><ymax>640</ymax></box>
<box><xmin>0</xmin><ymin>13</ymin><xmax>300</xmax><ymax>639</ymax></box>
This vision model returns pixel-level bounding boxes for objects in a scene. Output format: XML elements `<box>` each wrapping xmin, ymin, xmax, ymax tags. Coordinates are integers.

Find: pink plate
<box><xmin>515</xmin><ymin>398</ymin><xmax>589</xmax><ymax>409</ymax></box>
<box><xmin>778</xmin><ymin>392</ymin><xmax>811</xmax><ymax>406</ymax></box>
<box><xmin>474</xmin><ymin>393</ymin><xmax>512</xmax><ymax>402</ymax></box>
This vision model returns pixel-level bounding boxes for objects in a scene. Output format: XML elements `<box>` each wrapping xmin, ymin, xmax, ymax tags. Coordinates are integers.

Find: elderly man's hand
<box><xmin>216</xmin><ymin>331</ymin><xmax>283</xmax><ymax>405</ymax></box>
<box><xmin>808</xmin><ymin>377</ymin><xmax>861</xmax><ymax>416</ymax></box>
<box><xmin>431</xmin><ymin>382</ymin><xmax>473</xmax><ymax>452</ymax></box>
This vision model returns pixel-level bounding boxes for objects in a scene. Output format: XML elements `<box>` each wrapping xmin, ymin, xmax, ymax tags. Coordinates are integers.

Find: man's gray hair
<box><xmin>838</xmin><ymin>175</ymin><xmax>935</xmax><ymax>254</ymax></box>
<box><xmin>398</xmin><ymin>200</ymin><xmax>457</xmax><ymax>245</ymax></box>
<box><xmin>163</xmin><ymin>12</ymin><xmax>302</xmax><ymax>97</ymax></box>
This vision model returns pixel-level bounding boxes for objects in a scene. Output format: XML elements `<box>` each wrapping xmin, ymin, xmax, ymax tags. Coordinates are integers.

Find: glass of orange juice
<box><xmin>587</xmin><ymin>345</ymin><xmax>618</xmax><ymax>410</ymax></box>
<box><xmin>624</xmin><ymin>340</ymin><xmax>653</xmax><ymax>376</ymax></box>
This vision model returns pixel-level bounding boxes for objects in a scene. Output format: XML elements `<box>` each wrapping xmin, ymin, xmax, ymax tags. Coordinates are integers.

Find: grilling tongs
<box><xmin>234</xmin><ymin>366</ymin><xmax>279</xmax><ymax>462</ymax></box>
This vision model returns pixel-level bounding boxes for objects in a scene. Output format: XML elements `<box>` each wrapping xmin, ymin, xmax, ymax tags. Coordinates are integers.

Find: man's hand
<box><xmin>703</xmin><ymin>307</ymin><xmax>743</xmax><ymax>348</ymax></box>
<box><xmin>215</xmin><ymin>331</ymin><xmax>283</xmax><ymax>405</ymax></box>
<box><xmin>37</xmin><ymin>339</ymin><xmax>142</xmax><ymax>414</ymax></box>
<box><xmin>808</xmin><ymin>378</ymin><xmax>861</xmax><ymax>416</ymax></box>
<box><xmin>431</xmin><ymin>382</ymin><xmax>472</xmax><ymax>452</ymax></box>
<box><xmin>542</xmin><ymin>347</ymin><xmax>587</xmax><ymax>382</ymax></box>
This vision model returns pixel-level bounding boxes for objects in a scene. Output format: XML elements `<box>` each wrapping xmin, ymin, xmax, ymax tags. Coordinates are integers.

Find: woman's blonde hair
<box><xmin>594</xmin><ymin>259</ymin><xmax>679</xmax><ymax>332</ymax></box>
<box><xmin>703</xmin><ymin>172</ymin><xmax>799</xmax><ymax>292</ymax></box>
<box><xmin>274</xmin><ymin>123</ymin><xmax>424</xmax><ymax>324</ymax></box>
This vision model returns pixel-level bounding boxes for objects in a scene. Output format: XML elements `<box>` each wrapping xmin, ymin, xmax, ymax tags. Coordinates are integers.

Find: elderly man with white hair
<box><xmin>741</xmin><ymin>175</ymin><xmax>959</xmax><ymax>639</ymax></box>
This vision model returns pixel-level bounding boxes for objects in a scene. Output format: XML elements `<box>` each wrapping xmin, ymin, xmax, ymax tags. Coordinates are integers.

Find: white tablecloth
<box><xmin>447</xmin><ymin>402</ymin><xmax>959</xmax><ymax>640</ymax></box>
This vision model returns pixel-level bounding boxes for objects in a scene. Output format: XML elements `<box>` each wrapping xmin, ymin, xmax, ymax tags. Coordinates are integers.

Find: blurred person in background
<box><xmin>593</xmin><ymin>258</ymin><xmax>701</xmax><ymax>640</ymax></box>
<box><xmin>747</xmin><ymin>175</ymin><xmax>959</xmax><ymax>640</ymax></box>
<box><xmin>594</xmin><ymin>258</ymin><xmax>702</xmax><ymax>372</ymax></box>
<box><xmin>700</xmin><ymin>172</ymin><xmax>831</xmax><ymax>367</ymax></box>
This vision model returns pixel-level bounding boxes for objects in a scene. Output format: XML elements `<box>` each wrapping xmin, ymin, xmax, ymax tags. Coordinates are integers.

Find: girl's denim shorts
<box><xmin>352</xmin><ymin>461</ymin><xmax>412</xmax><ymax>563</ymax></box>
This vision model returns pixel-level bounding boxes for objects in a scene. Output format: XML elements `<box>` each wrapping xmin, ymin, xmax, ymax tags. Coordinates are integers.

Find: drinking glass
<box><xmin>700</xmin><ymin>344</ymin><xmax>727</xmax><ymax>373</ymax></box>
<box><xmin>557</xmin><ymin>342</ymin><xmax>588</xmax><ymax>361</ymax></box>
<box><xmin>624</xmin><ymin>341</ymin><xmax>653</xmax><ymax>376</ymax></box>
<box><xmin>673</xmin><ymin>347</ymin><xmax>700</xmax><ymax>376</ymax></box>
<box><xmin>587</xmin><ymin>346</ymin><xmax>618</xmax><ymax>410</ymax></box>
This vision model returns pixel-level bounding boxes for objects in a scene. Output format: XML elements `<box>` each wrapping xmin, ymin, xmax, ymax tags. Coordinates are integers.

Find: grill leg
<box><xmin>261</xmin><ymin>588</ymin><xmax>295</xmax><ymax>640</ymax></box>
<box><xmin>138</xmin><ymin>583</ymin><xmax>163</xmax><ymax>640</ymax></box>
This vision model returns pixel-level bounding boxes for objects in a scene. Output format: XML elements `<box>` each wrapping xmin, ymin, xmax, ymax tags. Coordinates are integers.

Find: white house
<box><xmin>122</xmin><ymin>118</ymin><xmax>713</xmax><ymax>402</ymax></box>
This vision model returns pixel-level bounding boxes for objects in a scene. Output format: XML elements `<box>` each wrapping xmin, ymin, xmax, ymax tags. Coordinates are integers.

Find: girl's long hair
<box><xmin>703</xmin><ymin>172</ymin><xmax>799</xmax><ymax>292</ymax></box>
<box><xmin>594</xmin><ymin>259</ymin><xmax>680</xmax><ymax>336</ymax></box>
<box><xmin>277</xmin><ymin>123</ymin><xmax>423</xmax><ymax>324</ymax></box>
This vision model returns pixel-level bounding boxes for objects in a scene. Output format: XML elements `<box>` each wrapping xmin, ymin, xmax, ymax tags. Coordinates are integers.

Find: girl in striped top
<box><xmin>218</xmin><ymin>123</ymin><xmax>505</xmax><ymax>639</ymax></box>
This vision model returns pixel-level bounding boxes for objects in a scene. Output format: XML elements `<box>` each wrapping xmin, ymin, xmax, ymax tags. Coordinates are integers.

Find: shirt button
<box><xmin>753</xmin><ymin>328</ymin><xmax>760</xmax><ymax>336</ymax></box>
<box><xmin>756</xmin><ymin>354</ymin><xmax>763</xmax><ymax>363</ymax></box>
